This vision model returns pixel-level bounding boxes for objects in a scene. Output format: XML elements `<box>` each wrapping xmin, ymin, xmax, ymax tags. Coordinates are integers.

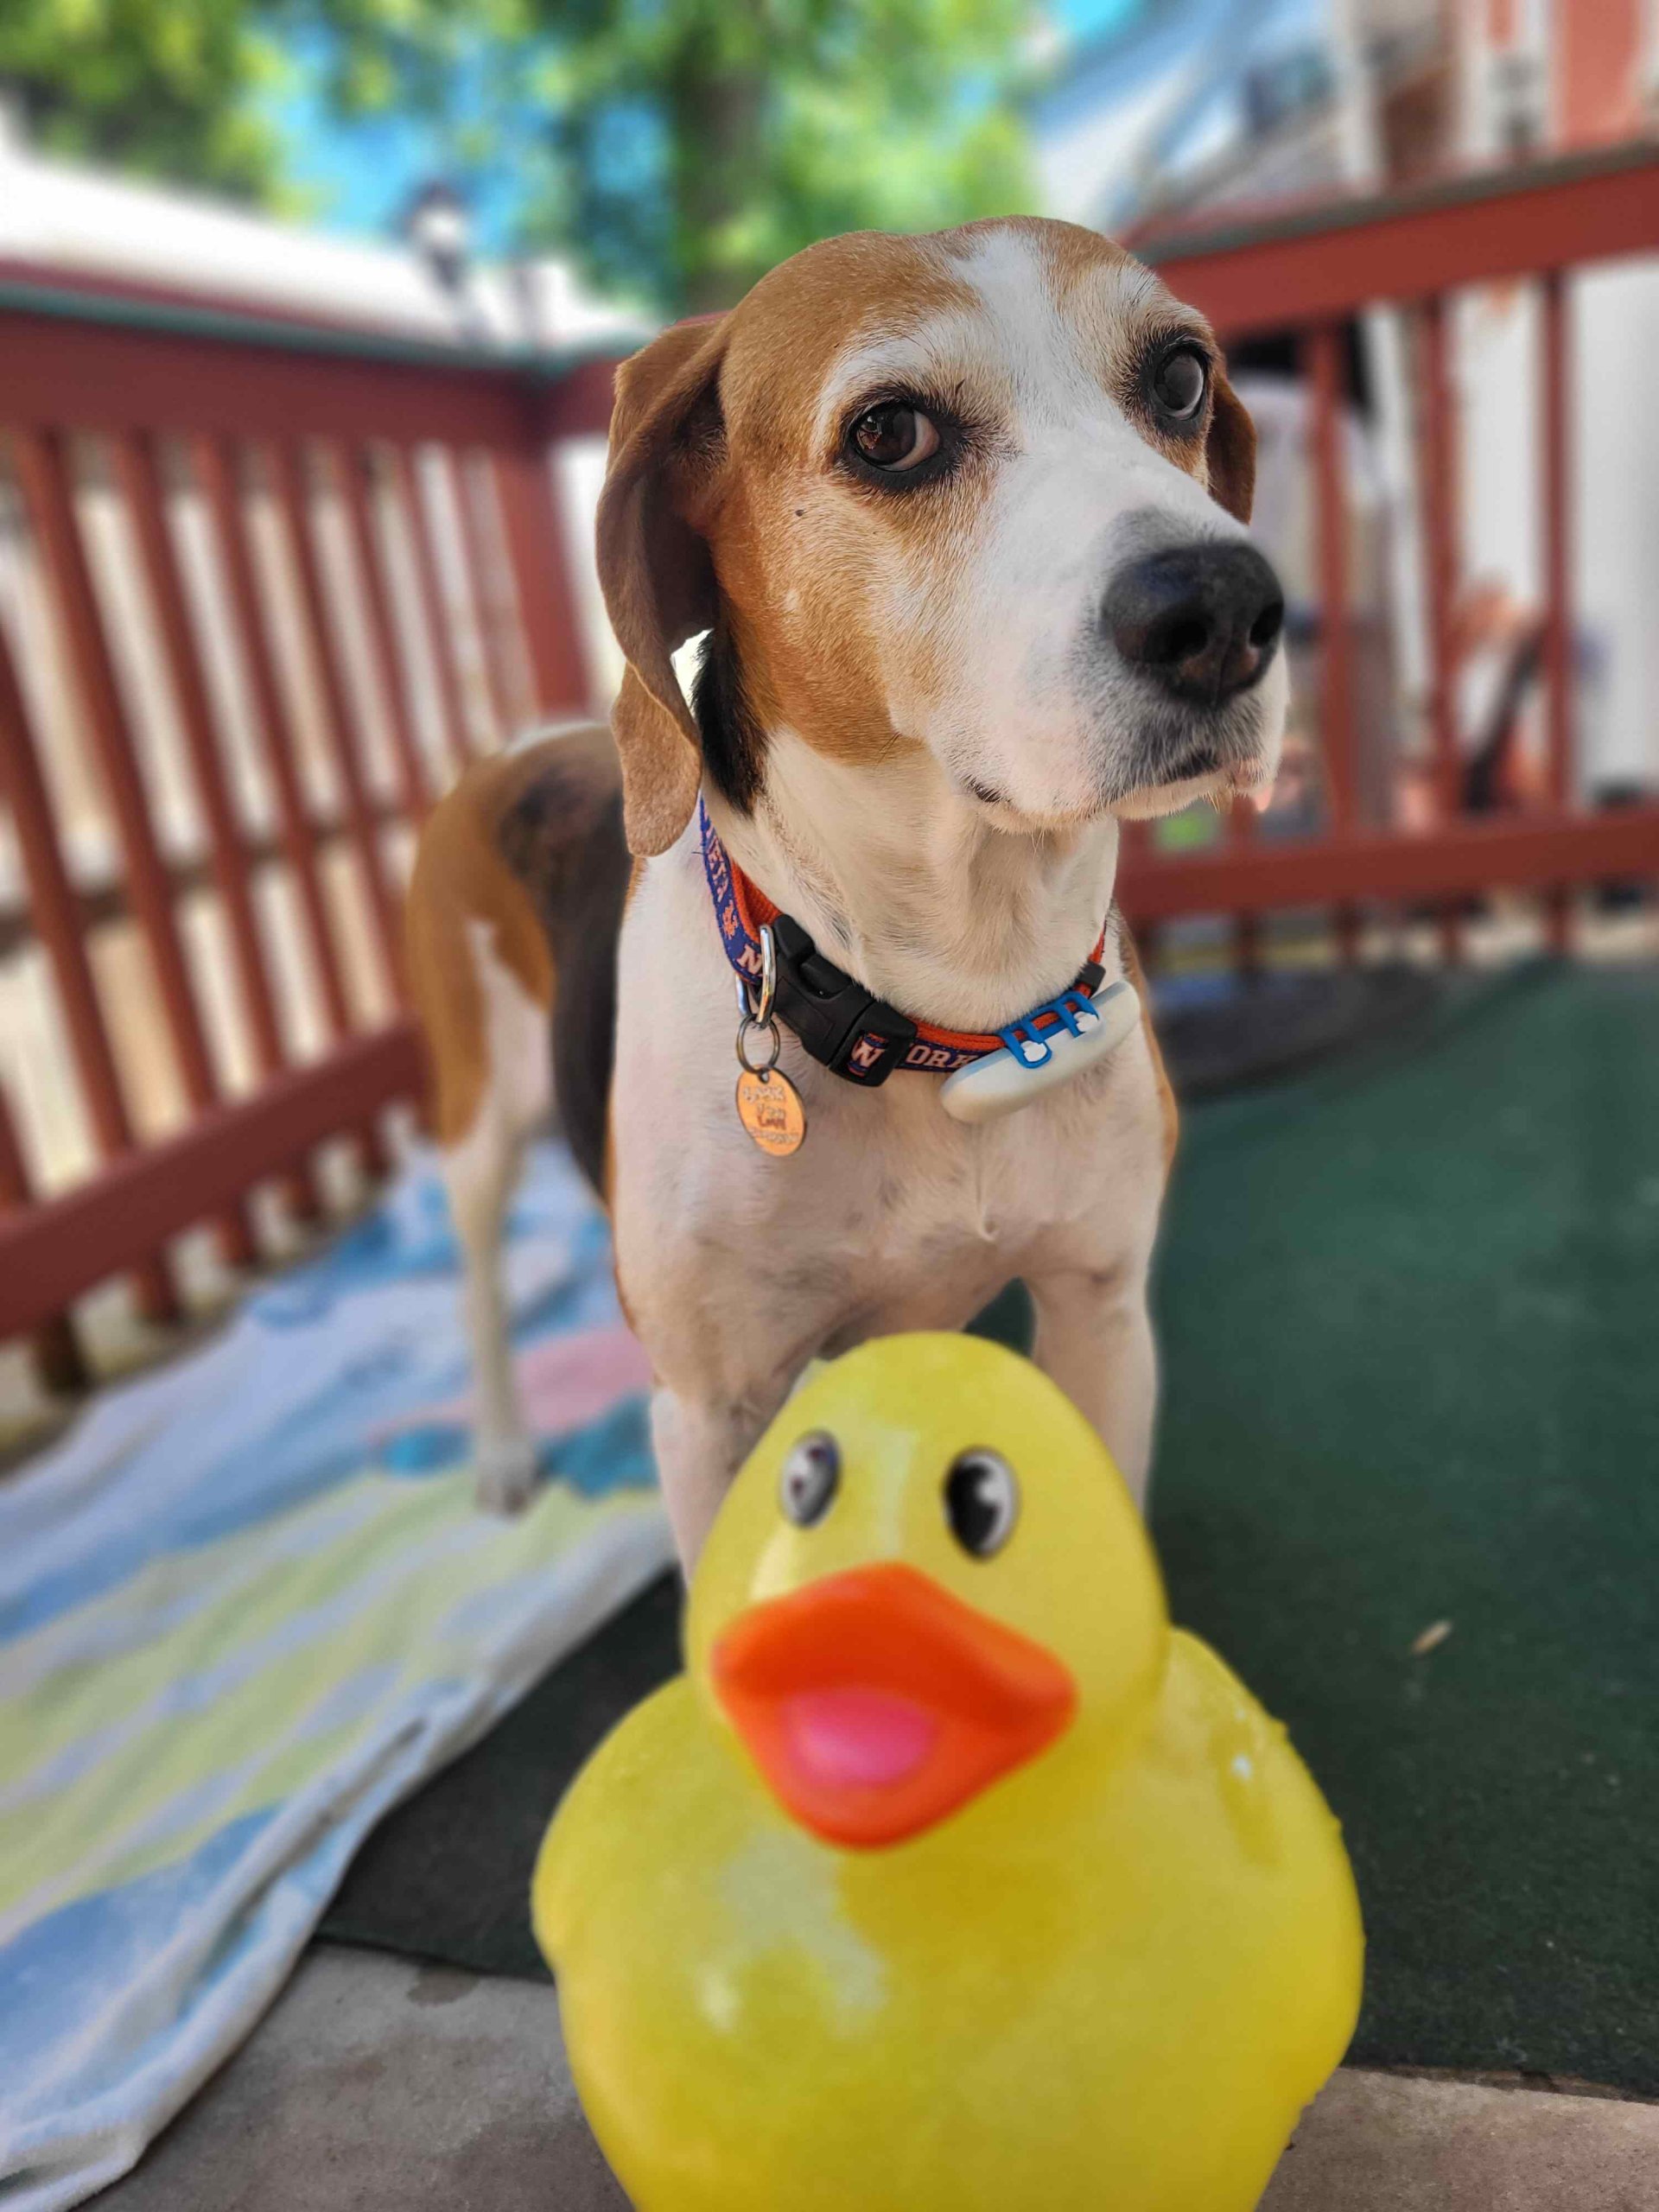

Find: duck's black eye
<box><xmin>944</xmin><ymin>1449</ymin><xmax>1019</xmax><ymax>1558</ymax></box>
<box><xmin>780</xmin><ymin>1432</ymin><xmax>840</xmax><ymax>1527</ymax></box>
<box><xmin>1150</xmin><ymin>345</ymin><xmax>1207</xmax><ymax>423</ymax></box>
<box><xmin>849</xmin><ymin>401</ymin><xmax>942</xmax><ymax>473</ymax></box>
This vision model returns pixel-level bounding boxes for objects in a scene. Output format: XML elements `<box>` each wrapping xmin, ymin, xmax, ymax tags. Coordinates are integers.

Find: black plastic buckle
<box><xmin>769</xmin><ymin>914</ymin><xmax>918</xmax><ymax>1086</ymax></box>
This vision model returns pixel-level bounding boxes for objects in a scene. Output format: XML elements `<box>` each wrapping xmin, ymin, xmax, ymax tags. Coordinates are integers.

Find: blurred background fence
<box><xmin>1121</xmin><ymin>140</ymin><xmax>1659</xmax><ymax>965</ymax></box>
<box><xmin>0</xmin><ymin>287</ymin><xmax>619</xmax><ymax>1378</ymax></box>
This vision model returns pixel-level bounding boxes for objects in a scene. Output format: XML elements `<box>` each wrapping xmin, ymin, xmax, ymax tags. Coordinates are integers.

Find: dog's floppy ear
<box><xmin>597</xmin><ymin>318</ymin><xmax>729</xmax><ymax>857</ymax></box>
<box><xmin>1205</xmin><ymin>365</ymin><xmax>1255</xmax><ymax>524</ymax></box>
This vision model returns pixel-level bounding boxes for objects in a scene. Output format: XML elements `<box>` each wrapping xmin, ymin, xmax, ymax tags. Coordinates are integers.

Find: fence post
<box><xmin>267</xmin><ymin>440</ymin><xmax>406</xmax><ymax>1011</ymax></box>
<box><xmin>454</xmin><ymin>452</ymin><xmax>520</xmax><ymax>745</ymax></box>
<box><xmin>391</xmin><ymin>446</ymin><xmax>471</xmax><ymax>780</ymax></box>
<box><xmin>0</xmin><ymin>608</ymin><xmax>181</xmax><ymax>1321</ymax></box>
<box><xmin>0</xmin><ymin>1077</ymin><xmax>89</xmax><ymax>1393</ymax></box>
<box><xmin>335</xmin><ymin>444</ymin><xmax>432</xmax><ymax>823</ymax></box>
<box><xmin>492</xmin><ymin>431</ymin><xmax>591</xmax><ymax>722</ymax></box>
<box><xmin>1415</xmin><ymin>297</ymin><xmax>1464</xmax><ymax>963</ymax></box>
<box><xmin>1306</xmin><ymin>322</ymin><xmax>1360</xmax><ymax>963</ymax></box>
<box><xmin>1539</xmin><ymin>270</ymin><xmax>1575</xmax><ymax>957</ymax></box>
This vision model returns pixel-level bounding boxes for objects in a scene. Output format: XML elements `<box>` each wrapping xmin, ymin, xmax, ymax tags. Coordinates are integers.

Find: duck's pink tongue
<box><xmin>712</xmin><ymin>1563</ymin><xmax>1077</xmax><ymax>1848</ymax></box>
<box><xmin>784</xmin><ymin>1690</ymin><xmax>940</xmax><ymax>1789</ymax></box>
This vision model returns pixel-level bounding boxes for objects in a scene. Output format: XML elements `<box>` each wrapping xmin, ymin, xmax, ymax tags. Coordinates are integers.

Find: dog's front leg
<box><xmin>1027</xmin><ymin>1265</ymin><xmax>1159</xmax><ymax>1510</ymax></box>
<box><xmin>650</xmin><ymin>1373</ymin><xmax>797</xmax><ymax>1570</ymax></box>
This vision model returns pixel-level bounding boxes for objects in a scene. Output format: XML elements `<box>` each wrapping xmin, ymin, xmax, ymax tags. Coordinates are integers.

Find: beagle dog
<box><xmin>407</xmin><ymin>216</ymin><xmax>1287</xmax><ymax>1565</ymax></box>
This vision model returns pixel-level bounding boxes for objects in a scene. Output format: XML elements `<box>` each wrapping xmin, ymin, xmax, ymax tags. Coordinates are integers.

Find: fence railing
<box><xmin>0</xmin><ymin>283</ymin><xmax>614</xmax><ymax>1365</ymax></box>
<box><xmin>1121</xmin><ymin>137</ymin><xmax>1659</xmax><ymax>954</ymax></box>
<box><xmin>2</xmin><ymin>140</ymin><xmax>1657</xmax><ymax>1370</ymax></box>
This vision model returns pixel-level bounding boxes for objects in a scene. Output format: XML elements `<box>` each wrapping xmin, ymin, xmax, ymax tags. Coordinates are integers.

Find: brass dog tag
<box><xmin>735</xmin><ymin>1067</ymin><xmax>806</xmax><ymax>1157</ymax></box>
<box><xmin>734</xmin><ymin>921</ymin><xmax>806</xmax><ymax>1157</ymax></box>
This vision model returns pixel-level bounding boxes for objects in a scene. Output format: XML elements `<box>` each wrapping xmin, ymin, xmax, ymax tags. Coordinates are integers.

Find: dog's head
<box><xmin>599</xmin><ymin>217</ymin><xmax>1287</xmax><ymax>855</ymax></box>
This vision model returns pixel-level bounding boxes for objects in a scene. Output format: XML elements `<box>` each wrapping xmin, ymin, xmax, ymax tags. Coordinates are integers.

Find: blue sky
<box><xmin>264</xmin><ymin>0</ymin><xmax>1151</xmax><ymax>249</ymax></box>
<box><xmin>265</xmin><ymin>27</ymin><xmax>533</xmax><ymax>246</ymax></box>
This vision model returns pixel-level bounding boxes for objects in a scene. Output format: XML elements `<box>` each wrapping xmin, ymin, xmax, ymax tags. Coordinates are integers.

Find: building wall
<box><xmin>0</xmin><ymin>112</ymin><xmax>638</xmax><ymax>348</ymax></box>
<box><xmin>1459</xmin><ymin>0</ymin><xmax>1659</xmax><ymax>792</ymax></box>
<box><xmin>1558</xmin><ymin>0</ymin><xmax>1646</xmax><ymax>144</ymax></box>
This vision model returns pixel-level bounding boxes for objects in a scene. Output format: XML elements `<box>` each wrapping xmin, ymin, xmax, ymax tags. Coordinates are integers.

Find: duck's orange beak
<box><xmin>710</xmin><ymin>1563</ymin><xmax>1076</xmax><ymax>1848</ymax></box>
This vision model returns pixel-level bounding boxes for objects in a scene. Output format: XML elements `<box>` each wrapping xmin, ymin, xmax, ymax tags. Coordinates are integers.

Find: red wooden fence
<box><xmin>0</xmin><ymin>283</ymin><xmax>613</xmax><ymax>1363</ymax></box>
<box><xmin>1121</xmin><ymin>138</ymin><xmax>1659</xmax><ymax>936</ymax></box>
<box><xmin>2</xmin><ymin>140</ymin><xmax>1657</xmax><ymax>1367</ymax></box>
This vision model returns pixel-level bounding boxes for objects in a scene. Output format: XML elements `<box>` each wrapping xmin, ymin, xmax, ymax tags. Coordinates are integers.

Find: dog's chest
<box><xmin>761</xmin><ymin>1065</ymin><xmax>1135</xmax><ymax>1262</ymax></box>
<box><xmin>610</xmin><ymin>845</ymin><xmax>1166</xmax><ymax>1347</ymax></box>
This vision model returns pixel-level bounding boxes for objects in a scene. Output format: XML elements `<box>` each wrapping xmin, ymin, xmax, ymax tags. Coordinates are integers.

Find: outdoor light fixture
<box><xmin>404</xmin><ymin>179</ymin><xmax>473</xmax><ymax>297</ymax></box>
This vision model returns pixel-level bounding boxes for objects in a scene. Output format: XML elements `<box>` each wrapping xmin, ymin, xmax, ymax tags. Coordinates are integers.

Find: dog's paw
<box><xmin>474</xmin><ymin>1433</ymin><xmax>541</xmax><ymax>1516</ymax></box>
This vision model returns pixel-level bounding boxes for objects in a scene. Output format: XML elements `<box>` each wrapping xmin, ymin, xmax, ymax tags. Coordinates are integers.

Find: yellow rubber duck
<box><xmin>533</xmin><ymin>1333</ymin><xmax>1363</xmax><ymax>2212</ymax></box>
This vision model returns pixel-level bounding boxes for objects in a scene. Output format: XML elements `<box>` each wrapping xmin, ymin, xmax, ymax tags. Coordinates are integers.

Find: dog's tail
<box><xmin>405</xmin><ymin>721</ymin><xmax>628</xmax><ymax>1184</ymax></box>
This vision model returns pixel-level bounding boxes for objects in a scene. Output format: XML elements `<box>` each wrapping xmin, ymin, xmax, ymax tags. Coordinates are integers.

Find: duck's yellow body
<box><xmin>534</xmin><ymin>1335</ymin><xmax>1363</xmax><ymax>2212</ymax></box>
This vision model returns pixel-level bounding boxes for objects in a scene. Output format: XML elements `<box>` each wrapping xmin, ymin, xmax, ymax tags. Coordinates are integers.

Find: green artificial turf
<box><xmin>324</xmin><ymin>961</ymin><xmax>1659</xmax><ymax>2094</ymax></box>
<box><xmin>1151</xmin><ymin>960</ymin><xmax>1659</xmax><ymax>2093</ymax></box>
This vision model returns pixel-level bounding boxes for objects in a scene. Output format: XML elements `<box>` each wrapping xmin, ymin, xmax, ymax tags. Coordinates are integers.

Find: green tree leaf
<box><xmin>0</xmin><ymin>0</ymin><xmax>1039</xmax><ymax>314</ymax></box>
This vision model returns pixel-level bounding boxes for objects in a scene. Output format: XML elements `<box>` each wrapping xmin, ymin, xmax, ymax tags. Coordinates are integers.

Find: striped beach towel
<box><xmin>0</xmin><ymin>1142</ymin><xmax>671</xmax><ymax>2211</ymax></box>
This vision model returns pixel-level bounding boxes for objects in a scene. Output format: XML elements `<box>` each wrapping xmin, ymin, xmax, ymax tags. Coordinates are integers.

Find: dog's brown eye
<box><xmin>850</xmin><ymin>403</ymin><xmax>941</xmax><ymax>472</ymax></box>
<box><xmin>1151</xmin><ymin>347</ymin><xmax>1207</xmax><ymax>422</ymax></box>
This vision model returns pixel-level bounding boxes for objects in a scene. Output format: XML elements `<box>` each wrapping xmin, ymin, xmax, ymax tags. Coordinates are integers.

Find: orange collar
<box><xmin>700</xmin><ymin>804</ymin><xmax>1109</xmax><ymax>1086</ymax></box>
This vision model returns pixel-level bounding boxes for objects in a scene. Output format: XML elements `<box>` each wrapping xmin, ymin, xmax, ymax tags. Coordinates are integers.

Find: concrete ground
<box><xmin>92</xmin><ymin>1945</ymin><xmax>1659</xmax><ymax>2212</ymax></box>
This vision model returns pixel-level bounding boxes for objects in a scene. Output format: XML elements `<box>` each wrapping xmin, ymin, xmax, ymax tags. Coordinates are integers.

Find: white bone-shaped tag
<box><xmin>938</xmin><ymin>979</ymin><xmax>1141</xmax><ymax>1125</ymax></box>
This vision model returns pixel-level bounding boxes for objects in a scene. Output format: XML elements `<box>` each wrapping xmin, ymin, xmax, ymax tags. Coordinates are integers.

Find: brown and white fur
<box><xmin>408</xmin><ymin>217</ymin><xmax>1287</xmax><ymax>1565</ymax></box>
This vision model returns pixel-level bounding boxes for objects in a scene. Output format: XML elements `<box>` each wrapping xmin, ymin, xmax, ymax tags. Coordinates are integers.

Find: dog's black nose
<box><xmin>1103</xmin><ymin>542</ymin><xmax>1284</xmax><ymax>707</ymax></box>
